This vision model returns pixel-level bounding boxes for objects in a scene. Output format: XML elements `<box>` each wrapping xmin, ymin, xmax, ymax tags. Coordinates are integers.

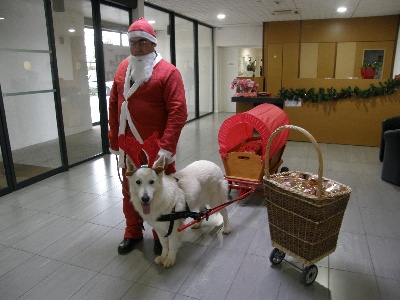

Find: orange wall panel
<box><xmin>283</xmin><ymin>43</ymin><xmax>299</xmax><ymax>78</ymax></box>
<box><xmin>264</xmin><ymin>21</ymin><xmax>300</xmax><ymax>43</ymax></box>
<box><xmin>267</xmin><ymin>43</ymin><xmax>283</xmax><ymax>78</ymax></box>
<box><xmin>317</xmin><ymin>43</ymin><xmax>336</xmax><ymax>78</ymax></box>
<box><xmin>301</xmin><ymin>16</ymin><xmax>399</xmax><ymax>43</ymax></box>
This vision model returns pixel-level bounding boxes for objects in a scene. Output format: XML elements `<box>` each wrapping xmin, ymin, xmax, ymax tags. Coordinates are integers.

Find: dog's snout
<box><xmin>141</xmin><ymin>194</ymin><xmax>150</xmax><ymax>203</ymax></box>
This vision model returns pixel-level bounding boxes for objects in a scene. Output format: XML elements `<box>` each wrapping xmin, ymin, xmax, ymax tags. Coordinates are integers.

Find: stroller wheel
<box><xmin>269</xmin><ymin>248</ymin><xmax>285</xmax><ymax>265</ymax></box>
<box><xmin>300</xmin><ymin>265</ymin><xmax>318</xmax><ymax>286</ymax></box>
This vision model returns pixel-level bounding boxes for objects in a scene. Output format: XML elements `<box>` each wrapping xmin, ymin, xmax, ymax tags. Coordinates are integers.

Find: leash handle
<box><xmin>115</xmin><ymin>155</ymin><xmax>131</xmax><ymax>196</ymax></box>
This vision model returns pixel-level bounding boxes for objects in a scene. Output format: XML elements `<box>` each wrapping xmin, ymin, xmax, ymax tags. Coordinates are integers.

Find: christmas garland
<box><xmin>278</xmin><ymin>76</ymin><xmax>400</xmax><ymax>103</ymax></box>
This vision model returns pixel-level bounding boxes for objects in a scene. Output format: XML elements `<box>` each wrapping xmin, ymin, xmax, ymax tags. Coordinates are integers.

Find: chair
<box><xmin>381</xmin><ymin>129</ymin><xmax>400</xmax><ymax>186</ymax></box>
<box><xmin>379</xmin><ymin>116</ymin><xmax>400</xmax><ymax>161</ymax></box>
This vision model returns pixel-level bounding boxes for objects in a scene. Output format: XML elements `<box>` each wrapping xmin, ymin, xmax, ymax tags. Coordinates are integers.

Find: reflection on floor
<box><xmin>0</xmin><ymin>126</ymin><xmax>103</xmax><ymax>186</ymax></box>
<box><xmin>0</xmin><ymin>112</ymin><xmax>399</xmax><ymax>299</ymax></box>
<box><xmin>0</xmin><ymin>163</ymin><xmax>52</xmax><ymax>186</ymax></box>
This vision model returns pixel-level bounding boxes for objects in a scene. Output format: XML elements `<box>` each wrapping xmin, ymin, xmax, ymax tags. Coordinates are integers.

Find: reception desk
<box><xmin>231</xmin><ymin>78</ymin><xmax>400</xmax><ymax>146</ymax></box>
<box><xmin>231</xmin><ymin>96</ymin><xmax>283</xmax><ymax>113</ymax></box>
<box><xmin>281</xmin><ymin>78</ymin><xmax>400</xmax><ymax>147</ymax></box>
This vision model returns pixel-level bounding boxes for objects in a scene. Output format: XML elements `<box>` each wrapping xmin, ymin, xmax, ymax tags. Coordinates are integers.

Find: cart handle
<box><xmin>264</xmin><ymin>125</ymin><xmax>323</xmax><ymax>198</ymax></box>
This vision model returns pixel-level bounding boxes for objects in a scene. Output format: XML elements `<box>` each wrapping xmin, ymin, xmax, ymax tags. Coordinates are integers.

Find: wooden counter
<box><xmin>282</xmin><ymin>79</ymin><xmax>400</xmax><ymax>147</ymax></box>
<box><xmin>231</xmin><ymin>97</ymin><xmax>283</xmax><ymax>113</ymax></box>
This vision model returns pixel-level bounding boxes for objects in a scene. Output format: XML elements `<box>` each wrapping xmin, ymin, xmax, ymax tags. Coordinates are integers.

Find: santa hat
<box><xmin>127</xmin><ymin>17</ymin><xmax>157</xmax><ymax>45</ymax></box>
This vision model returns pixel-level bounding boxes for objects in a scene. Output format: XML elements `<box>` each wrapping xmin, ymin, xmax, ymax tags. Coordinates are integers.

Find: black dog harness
<box><xmin>156</xmin><ymin>201</ymin><xmax>211</xmax><ymax>237</ymax></box>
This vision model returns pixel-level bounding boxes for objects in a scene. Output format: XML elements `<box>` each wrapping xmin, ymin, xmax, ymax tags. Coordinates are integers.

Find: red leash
<box><xmin>177</xmin><ymin>184</ymin><xmax>255</xmax><ymax>232</ymax></box>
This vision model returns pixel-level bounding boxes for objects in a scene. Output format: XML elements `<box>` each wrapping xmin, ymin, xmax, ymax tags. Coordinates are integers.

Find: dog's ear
<box><xmin>125</xmin><ymin>156</ymin><xmax>137</xmax><ymax>176</ymax></box>
<box><xmin>152</xmin><ymin>155</ymin><xmax>165</xmax><ymax>175</ymax></box>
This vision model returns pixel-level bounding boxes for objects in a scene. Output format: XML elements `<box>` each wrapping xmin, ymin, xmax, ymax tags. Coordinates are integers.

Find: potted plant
<box><xmin>230</xmin><ymin>78</ymin><xmax>259</xmax><ymax>95</ymax></box>
<box><xmin>361</xmin><ymin>62</ymin><xmax>381</xmax><ymax>79</ymax></box>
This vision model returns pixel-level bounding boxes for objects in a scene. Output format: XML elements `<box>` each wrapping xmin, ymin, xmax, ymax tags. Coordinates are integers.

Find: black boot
<box><xmin>118</xmin><ymin>237</ymin><xmax>143</xmax><ymax>254</ymax></box>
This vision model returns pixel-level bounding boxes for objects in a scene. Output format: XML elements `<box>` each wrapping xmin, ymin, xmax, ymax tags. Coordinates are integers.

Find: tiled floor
<box><xmin>1</xmin><ymin>112</ymin><xmax>400</xmax><ymax>300</ymax></box>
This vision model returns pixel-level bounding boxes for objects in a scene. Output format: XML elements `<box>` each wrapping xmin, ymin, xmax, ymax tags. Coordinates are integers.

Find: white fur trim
<box><xmin>158</xmin><ymin>148</ymin><xmax>172</xmax><ymax>159</ymax></box>
<box><xmin>127</xmin><ymin>31</ymin><xmax>157</xmax><ymax>45</ymax></box>
<box><xmin>158</xmin><ymin>148</ymin><xmax>175</xmax><ymax>165</ymax></box>
<box><xmin>110</xmin><ymin>149</ymin><xmax>119</xmax><ymax>155</ymax></box>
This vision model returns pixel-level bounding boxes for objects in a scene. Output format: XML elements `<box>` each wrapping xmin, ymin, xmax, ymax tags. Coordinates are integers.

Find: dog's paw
<box><xmin>154</xmin><ymin>256</ymin><xmax>166</xmax><ymax>265</ymax></box>
<box><xmin>222</xmin><ymin>226</ymin><xmax>231</xmax><ymax>234</ymax></box>
<box><xmin>163</xmin><ymin>257</ymin><xmax>176</xmax><ymax>268</ymax></box>
<box><xmin>191</xmin><ymin>223</ymin><xmax>201</xmax><ymax>229</ymax></box>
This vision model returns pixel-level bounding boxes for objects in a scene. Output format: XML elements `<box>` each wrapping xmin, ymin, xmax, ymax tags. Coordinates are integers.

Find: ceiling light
<box><xmin>272</xmin><ymin>10</ymin><xmax>298</xmax><ymax>15</ymax></box>
<box><xmin>217</xmin><ymin>14</ymin><xmax>225</xmax><ymax>19</ymax></box>
<box><xmin>148</xmin><ymin>20</ymin><xmax>155</xmax><ymax>24</ymax></box>
<box><xmin>68</xmin><ymin>28</ymin><xmax>75</xmax><ymax>33</ymax></box>
<box><xmin>0</xmin><ymin>17</ymin><xmax>4</xmax><ymax>20</ymax></box>
<box><xmin>337</xmin><ymin>7</ymin><xmax>347</xmax><ymax>13</ymax></box>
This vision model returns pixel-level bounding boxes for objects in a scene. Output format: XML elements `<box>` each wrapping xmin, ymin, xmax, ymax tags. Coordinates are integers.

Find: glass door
<box><xmin>0</xmin><ymin>0</ymin><xmax>64</xmax><ymax>188</ymax></box>
<box><xmin>52</xmin><ymin>0</ymin><xmax>131</xmax><ymax>166</ymax></box>
<box><xmin>52</xmin><ymin>0</ymin><xmax>103</xmax><ymax>165</ymax></box>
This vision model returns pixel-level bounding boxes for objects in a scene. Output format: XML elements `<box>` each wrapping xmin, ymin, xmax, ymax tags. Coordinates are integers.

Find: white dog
<box><xmin>125</xmin><ymin>156</ymin><xmax>231</xmax><ymax>267</ymax></box>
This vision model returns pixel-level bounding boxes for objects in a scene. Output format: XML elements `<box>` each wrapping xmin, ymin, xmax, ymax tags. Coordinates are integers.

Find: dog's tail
<box><xmin>218</xmin><ymin>177</ymin><xmax>230</xmax><ymax>202</ymax></box>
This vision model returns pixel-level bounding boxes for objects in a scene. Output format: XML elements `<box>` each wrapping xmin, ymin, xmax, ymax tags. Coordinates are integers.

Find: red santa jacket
<box><xmin>108</xmin><ymin>57</ymin><xmax>188</xmax><ymax>159</ymax></box>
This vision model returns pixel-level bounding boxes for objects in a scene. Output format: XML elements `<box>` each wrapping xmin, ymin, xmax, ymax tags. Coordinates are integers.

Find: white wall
<box><xmin>215</xmin><ymin>25</ymin><xmax>263</xmax><ymax>48</ymax></box>
<box><xmin>214</xmin><ymin>25</ymin><xmax>263</xmax><ymax>112</ymax></box>
<box><xmin>218</xmin><ymin>47</ymin><xmax>239</xmax><ymax>112</ymax></box>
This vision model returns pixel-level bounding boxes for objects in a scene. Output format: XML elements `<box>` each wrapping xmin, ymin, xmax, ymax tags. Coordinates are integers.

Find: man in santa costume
<box><xmin>108</xmin><ymin>17</ymin><xmax>188</xmax><ymax>255</ymax></box>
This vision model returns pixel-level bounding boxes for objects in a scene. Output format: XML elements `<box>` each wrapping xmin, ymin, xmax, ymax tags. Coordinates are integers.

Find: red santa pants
<box><xmin>121</xmin><ymin>162</ymin><xmax>176</xmax><ymax>240</ymax></box>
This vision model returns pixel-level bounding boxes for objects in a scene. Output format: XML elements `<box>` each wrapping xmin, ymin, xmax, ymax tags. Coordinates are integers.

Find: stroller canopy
<box><xmin>219</xmin><ymin>104</ymin><xmax>290</xmax><ymax>162</ymax></box>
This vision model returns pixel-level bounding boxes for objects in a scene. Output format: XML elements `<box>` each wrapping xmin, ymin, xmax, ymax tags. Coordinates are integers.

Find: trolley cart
<box><xmin>218</xmin><ymin>104</ymin><xmax>290</xmax><ymax>195</ymax></box>
<box><xmin>263</xmin><ymin>125</ymin><xmax>352</xmax><ymax>285</ymax></box>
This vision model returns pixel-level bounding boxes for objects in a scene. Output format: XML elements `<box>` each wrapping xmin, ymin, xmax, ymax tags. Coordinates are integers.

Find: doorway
<box><xmin>218</xmin><ymin>47</ymin><xmax>262</xmax><ymax>113</ymax></box>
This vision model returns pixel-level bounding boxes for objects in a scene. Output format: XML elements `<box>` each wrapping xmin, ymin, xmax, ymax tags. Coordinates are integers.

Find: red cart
<box><xmin>218</xmin><ymin>103</ymin><xmax>290</xmax><ymax>194</ymax></box>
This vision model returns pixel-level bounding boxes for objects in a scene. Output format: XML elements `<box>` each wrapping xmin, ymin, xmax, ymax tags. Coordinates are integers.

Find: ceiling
<box><xmin>144</xmin><ymin>0</ymin><xmax>400</xmax><ymax>28</ymax></box>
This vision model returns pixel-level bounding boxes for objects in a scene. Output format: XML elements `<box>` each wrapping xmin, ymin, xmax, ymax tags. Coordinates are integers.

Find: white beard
<box><xmin>123</xmin><ymin>51</ymin><xmax>161</xmax><ymax>100</ymax></box>
<box><xmin>129</xmin><ymin>52</ymin><xmax>156</xmax><ymax>86</ymax></box>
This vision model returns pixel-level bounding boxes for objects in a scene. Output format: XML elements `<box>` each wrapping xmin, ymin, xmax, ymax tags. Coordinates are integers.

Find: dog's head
<box><xmin>125</xmin><ymin>155</ymin><xmax>165</xmax><ymax>215</ymax></box>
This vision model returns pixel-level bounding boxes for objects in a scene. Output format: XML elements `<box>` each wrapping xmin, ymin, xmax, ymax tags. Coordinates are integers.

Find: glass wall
<box><xmin>144</xmin><ymin>4</ymin><xmax>215</xmax><ymax>121</ymax></box>
<box><xmin>175</xmin><ymin>17</ymin><xmax>196</xmax><ymax>121</ymax></box>
<box><xmin>0</xmin><ymin>0</ymin><xmax>215</xmax><ymax>195</ymax></box>
<box><xmin>198</xmin><ymin>25</ymin><xmax>213</xmax><ymax>116</ymax></box>
<box><xmin>0</xmin><ymin>145</ymin><xmax>6</xmax><ymax>192</ymax></box>
<box><xmin>0</xmin><ymin>91</ymin><xmax>11</xmax><ymax>195</ymax></box>
<box><xmin>144</xmin><ymin>6</ymin><xmax>171</xmax><ymax>63</ymax></box>
<box><xmin>0</xmin><ymin>0</ymin><xmax>63</xmax><ymax>186</ymax></box>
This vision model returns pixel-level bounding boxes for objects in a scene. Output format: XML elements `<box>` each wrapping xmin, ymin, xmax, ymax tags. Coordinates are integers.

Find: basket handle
<box><xmin>264</xmin><ymin>125</ymin><xmax>323</xmax><ymax>198</ymax></box>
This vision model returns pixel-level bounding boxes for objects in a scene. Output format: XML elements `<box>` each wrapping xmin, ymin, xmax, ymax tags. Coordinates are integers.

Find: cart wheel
<box><xmin>269</xmin><ymin>248</ymin><xmax>286</xmax><ymax>265</ymax></box>
<box><xmin>280</xmin><ymin>167</ymin><xmax>289</xmax><ymax>173</ymax></box>
<box><xmin>300</xmin><ymin>264</ymin><xmax>318</xmax><ymax>286</ymax></box>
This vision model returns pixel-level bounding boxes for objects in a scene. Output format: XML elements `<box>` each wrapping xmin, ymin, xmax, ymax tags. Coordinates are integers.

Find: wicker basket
<box><xmin>263</xmin><ymin>125</ymin><xmax>352</xmax><ymax>266</ymax></box>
